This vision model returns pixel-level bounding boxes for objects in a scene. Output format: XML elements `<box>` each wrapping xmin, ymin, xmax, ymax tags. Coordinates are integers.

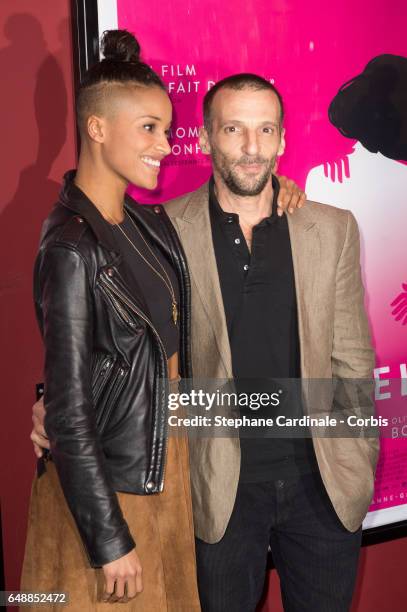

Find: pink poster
<box><xmin>100</xmin><ymin>0</ymin><xmax>407</xmax><ymax>527</ymax></box>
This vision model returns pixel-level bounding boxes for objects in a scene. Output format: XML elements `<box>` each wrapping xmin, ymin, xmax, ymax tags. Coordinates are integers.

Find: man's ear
<box><xmin>199</xmin><ymin>126</ymin><xmax>211</xmax><ymax>156</ymax></box>
<box><xmin>277</xmin><ymin>127</ymin><xmax>286</xmax><ymax>157</ymax></box>
<box><xmin>87</xmin><ymin>115</ymin><xmax>106</xmax><ymax>143</ymax></box>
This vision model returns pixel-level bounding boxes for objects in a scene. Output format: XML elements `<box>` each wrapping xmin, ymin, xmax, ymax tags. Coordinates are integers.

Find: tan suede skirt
<box><xmin>20</xmin><ymin>386</ymin><xmax>201</xmax><ymax>611</ymax></box>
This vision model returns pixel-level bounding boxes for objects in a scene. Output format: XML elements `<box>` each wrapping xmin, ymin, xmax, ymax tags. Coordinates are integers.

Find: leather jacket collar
<box><xmin>60</xmin><ymin>169</ymin><xmax>128</xmax><ymax>254</ymax></box>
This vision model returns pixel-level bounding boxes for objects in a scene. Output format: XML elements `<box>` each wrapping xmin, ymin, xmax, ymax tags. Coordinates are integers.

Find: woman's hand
<box><xmin>102</xmin><ymin>548</ymin><xmax>143</xmax><ymax>603</ymax></box>
<box><xmin>30</xmin><ymin>397</ymin><xmax>49</xmax><ymax>457</ymax></box>
<box><xmin>275</xmin><ymin>174</ymin><xmax>306</xmax><ymax>216</ymax></box>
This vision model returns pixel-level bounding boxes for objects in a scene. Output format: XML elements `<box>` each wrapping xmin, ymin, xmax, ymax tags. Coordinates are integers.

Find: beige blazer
<box><xmin>164</xmin><ymin>182</ymin><xmax>379</xmax><ymax>543</ymax></box>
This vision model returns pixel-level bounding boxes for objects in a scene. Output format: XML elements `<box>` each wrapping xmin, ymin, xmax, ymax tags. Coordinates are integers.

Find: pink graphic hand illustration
<box><xmin>391</xmin><ymin>283</ymin><xmax>407</xmax><ymax>325</ymax></box>
<box><xmin>323</xmin><ymin>156</ymin><xmax>350</xmax><ymax>183</ymax></box>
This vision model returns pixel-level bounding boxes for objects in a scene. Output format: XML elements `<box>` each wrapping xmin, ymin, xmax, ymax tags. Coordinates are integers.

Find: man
<box><xmin>31</xmin><ymin>74</ymin><xmax>378</xmax><ymax>611</ymax></box>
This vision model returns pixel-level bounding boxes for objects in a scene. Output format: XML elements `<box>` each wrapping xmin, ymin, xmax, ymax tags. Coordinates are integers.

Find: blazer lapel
<box><xmin>169</xmin><ymin>184</ymin><xmax>233</xmax><ymax>378</ymax></box>
<box><xmin>287</xmin><ymin>208</ymin><xmax>320</xmax><ymax>379</ymax></box>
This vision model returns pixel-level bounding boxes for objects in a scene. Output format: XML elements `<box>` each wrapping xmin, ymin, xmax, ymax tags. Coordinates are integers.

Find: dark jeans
<box><xmin>195</xmin><ymin>472</ymin><xmax>362</xmax><ymax>612</ymax></box>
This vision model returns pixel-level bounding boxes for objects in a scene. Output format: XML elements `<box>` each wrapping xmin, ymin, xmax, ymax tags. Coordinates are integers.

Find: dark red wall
<box><xmin>1</xmin><ymin>2</ymin><xmax>406</xmax><ymax>608</ymax></box>
<box><xmin>0</xmin><ymin>0</ymin><xmax>76</xmax><ymax>590</ymax></box>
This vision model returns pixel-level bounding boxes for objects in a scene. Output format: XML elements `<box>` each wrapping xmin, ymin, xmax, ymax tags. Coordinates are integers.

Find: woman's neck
<box><xmin>75</xmin><ymin>156</ymin><xmax>128</xmax><ymax>224</ymax></box>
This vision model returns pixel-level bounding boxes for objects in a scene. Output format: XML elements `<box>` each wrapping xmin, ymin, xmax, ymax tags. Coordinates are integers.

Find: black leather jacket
<box><xmin>34</xmin><ymin>171</ymin><xmax>192</xmax><ymax>567</ymax></box>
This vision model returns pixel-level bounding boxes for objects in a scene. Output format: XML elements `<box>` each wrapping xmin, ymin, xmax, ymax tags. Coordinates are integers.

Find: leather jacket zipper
<box><xmin>97</xmin><ymin>363</ymin><xmax>129</xmax><ymax>433</ymax></box>
<box><xmin>99</xmin><ymin>270</ymin><xmax>170</xmax><ymax>493</ymax></box>
<box><xmin>101</xmin><ymin>289</ymin><xmax>138</xmax><ymax>330</ymax></box>
<box><xmin>92</xmin><ymin>355</ymin><xmax>115</xmax><ymax>406</ymax></box>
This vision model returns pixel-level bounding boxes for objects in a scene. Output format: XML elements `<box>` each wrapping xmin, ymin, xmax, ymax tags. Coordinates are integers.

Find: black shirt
<box><xmin>111</xmin><ymin>213</ymin><xmax>180</xmax><ymax>358</ymax></box>
<box><xmin>209</xmin><ymin>176</ymin><xmax>317</xmax><ymax>482</ymax></box>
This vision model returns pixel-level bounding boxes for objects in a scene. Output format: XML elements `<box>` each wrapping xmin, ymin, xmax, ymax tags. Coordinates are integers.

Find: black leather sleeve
<box><xmin>38</xmin><ymin>244</ymin><xmax>135</xmax><ymax>567</ymax></box>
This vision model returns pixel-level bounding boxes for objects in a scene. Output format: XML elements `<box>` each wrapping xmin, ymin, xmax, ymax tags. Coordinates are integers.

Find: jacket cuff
<box><xmin>87</xmin><ymin>527</ymin><xmax>136</xmax><ymax>568</ymax></box>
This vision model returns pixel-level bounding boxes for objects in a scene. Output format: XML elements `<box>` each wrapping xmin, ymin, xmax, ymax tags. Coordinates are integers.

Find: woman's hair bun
<box><xmin>101</xmin><ymin>30</ymin><xmax>141</xmax><ymax>63</ymax></box>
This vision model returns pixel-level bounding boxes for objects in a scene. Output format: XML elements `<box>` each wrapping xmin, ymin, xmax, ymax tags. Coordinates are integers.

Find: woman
<box><xmin>21</xmin><ymin>30</ymin><xmax>199</xmax><ymax>610</ymax></box>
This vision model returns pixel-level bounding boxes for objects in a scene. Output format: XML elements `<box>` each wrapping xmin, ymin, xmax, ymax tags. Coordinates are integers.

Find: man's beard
<box><xmin>211</xmin><ymin>148</ymin><xmax>275</xmax><ymax>196</ymax></box>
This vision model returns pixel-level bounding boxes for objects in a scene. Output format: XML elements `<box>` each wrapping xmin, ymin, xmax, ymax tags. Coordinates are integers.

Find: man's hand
<box><xmin>31</xmin><ymin>397</ymin><xmax>49</xmax><ymax>457</ymax></box>
<box><xmin>102</xmin><ymin>548</ymin><xmax>143</xmax><ymax>603</ymax></box>
<box><xmin>276</xmin><ymin>175</ymin><xmax>306</xmax><ymax>216</ymax></box>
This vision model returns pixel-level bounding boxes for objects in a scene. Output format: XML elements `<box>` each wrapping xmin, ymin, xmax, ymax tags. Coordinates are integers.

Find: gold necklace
<box><xmin>88</xmin><ymin>196</ymin><xmax>178</xmax><ymax>325</ymax></box>
<box><xmin>98</xmin><ymin>203</ymin><xmax>178</xmax><ymax>325</ymax></box>
<box><xmin>119</xmin><ymin>211</ymin><xmax>178</xmax><ymax>325</ymax></box>
<box><xmin>75</xmin><ymin>183</ymin><xmax>178</xmax><ymax>325</ymax></box>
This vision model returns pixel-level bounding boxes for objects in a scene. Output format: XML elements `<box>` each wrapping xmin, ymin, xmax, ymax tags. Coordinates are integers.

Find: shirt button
<box><xmin>243</xmin><ymin>264</ymin><xmax>249</xmax><ymax>271</ymax></box>
<box><xmin>227</xmin><ymin>216</ymin><xmax>234</xmax><ymax>223</ymax></box>
<box><xmin>153</xmin><ymin>206</ymin><xmax>161</xmax><ymax>214</ymax></box>
<box><xmin>234</xmin><ymin>238</ymin><xmax>241</xmax><ymax>244</ymax></box>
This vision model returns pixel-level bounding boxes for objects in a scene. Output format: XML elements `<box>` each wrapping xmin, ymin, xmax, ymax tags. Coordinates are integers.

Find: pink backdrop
<box><xmin>114</xmin><ymin>0</ymin><xmax>407</xmax><ymax>524</ymax></box>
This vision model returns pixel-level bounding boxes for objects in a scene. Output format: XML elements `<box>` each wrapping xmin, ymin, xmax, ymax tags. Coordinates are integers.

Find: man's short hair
<box><xmin>203</xmin><ymin>73</ymin><xmax>284</xmax><ymax>132</ymax></box>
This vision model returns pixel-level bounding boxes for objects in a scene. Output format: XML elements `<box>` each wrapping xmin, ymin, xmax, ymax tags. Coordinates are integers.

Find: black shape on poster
<box><xmin>329</xmin><ymin>54</ymin><xmax>407</xmax><ymax>162</ymax></box>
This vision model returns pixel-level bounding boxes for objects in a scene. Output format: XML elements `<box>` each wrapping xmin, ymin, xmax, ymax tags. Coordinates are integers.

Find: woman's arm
<box><xmin>37</xmin><ymin>244</ymin><xmax>135</xmax><ymax>568</ymax></box>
